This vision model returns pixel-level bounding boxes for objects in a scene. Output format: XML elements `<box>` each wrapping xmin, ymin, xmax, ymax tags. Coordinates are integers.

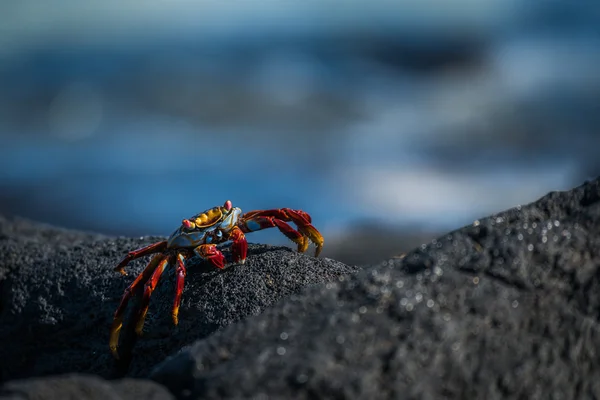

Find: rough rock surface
<box><xmin>150</xmin><ymin>178</ymin><xmax>600</xmax><ymax>399</ymax></box>
<box><xmin>4</xmin><ymin>178</ymin><xmax>600</xmax><ymax>399</ymax></box>
<box><xmin>0</xmin><ymin>374</ymin><xmax>174</xmax><ymax>400</ymax></box>
<box><xmin>0</xmin><ymin>216</ymin><xmax>357</xmax><ymax>384</ymax></box>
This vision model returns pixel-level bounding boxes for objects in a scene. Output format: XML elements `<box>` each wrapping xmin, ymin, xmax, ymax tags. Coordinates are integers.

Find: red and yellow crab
<box><xmin>109</xmin><ymin>200</ymin><xmax>324</xmax><ymax>358</ymax></box>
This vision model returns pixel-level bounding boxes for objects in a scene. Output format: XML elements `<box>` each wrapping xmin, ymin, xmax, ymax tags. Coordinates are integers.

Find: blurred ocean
<box><xmin>1</xmin><ymin>0</ymin><xmax>599</xmax><ymax>262</ymax></box>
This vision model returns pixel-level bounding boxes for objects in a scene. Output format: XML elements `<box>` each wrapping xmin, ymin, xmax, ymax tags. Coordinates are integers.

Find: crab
<box><xmin>109</xmin><ymin>200</ymin><xmax>324</xmax><ymax>359</ymax></box>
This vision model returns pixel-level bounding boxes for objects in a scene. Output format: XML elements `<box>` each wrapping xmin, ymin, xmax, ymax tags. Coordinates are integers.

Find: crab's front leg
<box><xmin>195</xmin><ymin>244</ymin><xmax>226</xmax><ymax>269</ymax></box>
<box><xmin>239</xmin><ymin>208</ymin><xmax>324</xmax><ymax>256</ymax></box>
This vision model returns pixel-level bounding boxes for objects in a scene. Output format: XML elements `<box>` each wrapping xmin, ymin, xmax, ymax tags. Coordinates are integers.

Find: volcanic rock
<box><xmin>0</xmin><ymin>216</ymin><xmax>357</xmax><ymax>384</ymax></box>
<box><xmin>4</xmin><ymin>178</ymin><xmax>600</xmax><ymax>399</ymax></box>
<box><xmin>150</xmin><ymin>178</ymin><xmax>600</xmax><ymax>399</ymax></box>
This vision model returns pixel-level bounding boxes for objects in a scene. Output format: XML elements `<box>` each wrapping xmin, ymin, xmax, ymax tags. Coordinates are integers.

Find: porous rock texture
<box><xmin>0</xmin><ymin>217</ymin><xmax>356</xmax><ymax>395</ymax></box>
<box><xmin>150</xmin><ymin>178</ymin><xmax>600</xmax><ymax>399</ymax></box>
<box><xmin>3</xmin><ymin>178</ymin><xmax>600</xmax><ymax>399</ymax></box>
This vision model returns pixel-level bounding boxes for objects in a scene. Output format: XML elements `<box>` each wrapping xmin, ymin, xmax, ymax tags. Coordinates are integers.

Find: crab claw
<box><xmin>194</xmin><ymin>244</ymin><xmax>226</xmax><ymax>269</ymax></box>
<box><xmin>229</xmin><ymin>226</ymin><xmax>247</xmax><ymax>264</ymax></box>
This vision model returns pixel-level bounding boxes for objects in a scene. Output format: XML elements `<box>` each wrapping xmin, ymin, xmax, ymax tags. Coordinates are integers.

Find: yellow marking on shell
<box><xmin>194</xmin><ymin>207</ymin><xmax>223</xmax><ymax>228</ymax></box>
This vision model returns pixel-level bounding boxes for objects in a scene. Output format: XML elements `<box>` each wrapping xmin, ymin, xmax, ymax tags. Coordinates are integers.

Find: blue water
<box><xmin>1</xmin><ymin>0</ymin><xmax>599</xmax><ymax>243</ymax></box>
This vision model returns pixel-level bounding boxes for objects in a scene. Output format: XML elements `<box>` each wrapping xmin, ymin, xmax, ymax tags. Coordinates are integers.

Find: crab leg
<box><xmin>113</xmin><ymin>240</ymin><xmax>168</xmax><ymax>276</ymax></box>
<box><xmin>109</xmin><ymin>253</ymin><xmax>164</xmax><ymax>359</ymax></box>
<box><xmin>194</xmin><ymin>244</ymin><xmax>226</xmax><ymax>269</ymax></box>
<box><xmin>172</xmin><ymin>253</ymin><xmax>187</xmax><ymax>326</ymax></box>
<box><xmin>134</xmin><ymin>255</ymin><xmax>171</xmax><ymax>336</ymax></box>
<box><xmin>241</xmin><ymin>216</ymin><xmax>306</xmax><ymax>251</ymax></box>
<box><xmin>228</xmin><ymin>226</ymin><xmax>248</xmax><ymax>264</ymax></box>
<box><xmin>240</xmin><ymin>208</ymin><xmax>324</xmax><ymax>256</ymax></box>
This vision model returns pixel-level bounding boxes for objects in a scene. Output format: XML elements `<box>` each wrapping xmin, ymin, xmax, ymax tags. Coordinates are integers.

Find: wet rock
<box><xmin>150</xmin><ymin>178</ymin><xmax>600</xmax><ymax>399</ymax></box>
<box><xmin>0</xmin><ymin>215</ymin><xmax>357</xmax><ymax>383</ymax></box>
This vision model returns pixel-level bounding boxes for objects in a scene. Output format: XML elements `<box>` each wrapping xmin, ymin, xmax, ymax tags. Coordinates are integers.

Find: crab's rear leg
<box><xmin>172</xmin><ymin>253</ymin><xmax>188</xmax><ymax>326</ymax></box>
<box><xmin>114</xmin><ymin>240</ymin><xmax>168</xmax><ymax>276</ymax></box>
<box><xmin>134</xmin><ymin>255</ymin><xmax>171</xmax><ymax>336</ymax></box>
<box><xmin>110</xmin><ymin>253</ymin><xmax>165</xmax><ymax>359</ymax></box>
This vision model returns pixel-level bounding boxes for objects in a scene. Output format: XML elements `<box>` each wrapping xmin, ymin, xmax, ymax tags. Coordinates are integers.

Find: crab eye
<box><xmin>224</xmin><ymin>200</ymin><xmax>232</xmax><ymax>211</ymax></box>
<box><xmin>182</xmin><ymin>219</ymin><xmax>194</xmax><ymax>230</ymax></box>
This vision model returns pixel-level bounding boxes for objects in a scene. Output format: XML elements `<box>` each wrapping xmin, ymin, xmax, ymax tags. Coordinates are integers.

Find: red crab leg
<box><xmin>134</xmin><ymin>255</ymin><xmax>171</xmax><ymax>336</ymax></box>
<box><xmin>195</xmin><ymin>244</ymin><xmax>226</xmax><ymax>269</ymax></box>
<box><xmin>172</xmin><ymin>253</ymin><xmax>187</xmax><ymax>326</ymax></box>
<box><xmin>241</xmin><ymin>216</ymin><xmax>307</xmax><ymax>251</ymax></box>
<box><xmin>109</xmin><ymin>253</ymin><xmax>164</xmax><ymax>359</ymax></box>
<box><xmin>113</xmin><ymin>240</ymin><xmax>168</xmax><ymax>276</ymax></box>
<box><xmin>240</xmin><ymin>208</ymin><xmax>324</xmax><ymax>256</ymax></box>
<box><xmin>229</xmin><ymin>226</ymin><xmax>248</xmax><ymax>264</ymax></box>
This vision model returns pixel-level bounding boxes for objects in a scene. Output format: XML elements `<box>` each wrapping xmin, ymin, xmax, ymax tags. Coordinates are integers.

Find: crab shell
<box><xmin>167</xmin><ymin>200</ymin><xmax>242</xmax><ymax>249</ymax></box>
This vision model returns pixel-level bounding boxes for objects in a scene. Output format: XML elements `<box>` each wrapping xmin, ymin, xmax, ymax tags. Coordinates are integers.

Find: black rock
<box><xmin>4</xmin><ymin>178</ymin><xmax>600</xmax><ymax>400</ymax></box>
<box><xmin>0</xmin><ymin>216</ymin><xmax>357</xmax><ymax>383</ymax></box>
<box><xmin>150</xmin><ymin>178</ymin><xmax>600</xmax><ymax>399</ymax></box>
<box><xmin>0</xmin><ymin>374</ymin><xmax>174</xmax><ymax>400</ymax></box>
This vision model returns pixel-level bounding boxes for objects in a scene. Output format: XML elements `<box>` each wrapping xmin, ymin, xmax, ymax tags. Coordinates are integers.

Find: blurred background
<box><xmin>1</xmin><ymin>0</ymin><xmax>599</xmax><ymax>264</ymax></box>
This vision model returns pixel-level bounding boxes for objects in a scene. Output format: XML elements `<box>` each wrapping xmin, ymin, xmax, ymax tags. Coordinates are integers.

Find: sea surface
<box><xmin>1</xmin><ymin>0</ymin><xmax>599</xmax><ymax>257</ymax></box>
